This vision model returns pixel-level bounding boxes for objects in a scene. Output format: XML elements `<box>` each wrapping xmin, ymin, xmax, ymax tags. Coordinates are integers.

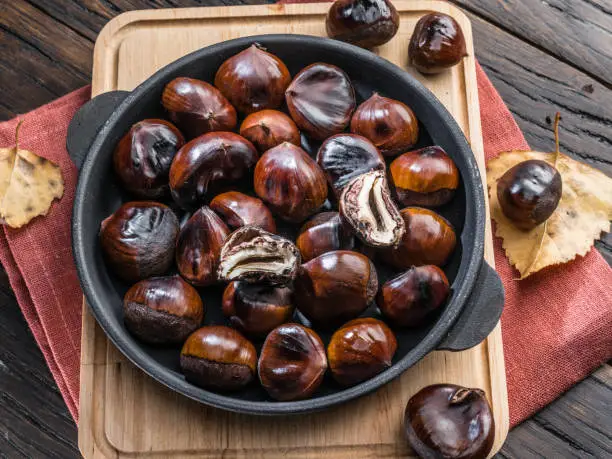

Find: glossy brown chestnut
<box><xmin>258</xmin><ymin>323</ymin><xmax>327</xmax><ymax>401</ymax></box>
<box><xmin>409</xmin><ymin>13</ymin><xmax>468</xmax><ymax>75</ymax></box>
<box><xmin>295</xmin><ymin>212</ymin><xmax>355</xmax><ymax>262</ymax></box>
<box><xmin>239</xmin><ymin>110</ymin><xmax>301</xmax><ymax>154</ymax></box>
<box><xmin>161</xmin><ymin>77</ymin><xmax>237</xmax><ymax>138</ymax></box>
<box><xmin>293</xmin><ymin>250</ymin><xmax>378</xmax><ymax>328</ymax></box>
<box><xmin>377</xmin><ymin>265</ymin><xmax>450</xmax><ymax>327</ymax></box>
<box><xmin>222</xmin><ymin>281</ymin><xmax>294</xmax><ymax>338</ymax></box>
<box><xmin>285</xmin><ymin>63</ymin><xmax>356</xmax><ymax>140</ymax></box>
<box><xmin>254</xmin><ymin>142</ymin><xmax>328</xmax><ymax>222</ymax></box>
<box><xmin>380</xmin><ymin>207</ymin><xmax>456</xmax><ymax>269</ymax></box>
<box><xmin>113</xmin><ymin>119</ymin><xmax>185</xmax><ymax>198</ymax></box>
<box><xmin>390</xmin><ymin>146</ymin><xmax>460</xmax><ymax>207</ymax></box>
<box><xmin>175</xmin><ymin>206</ymin><xmax>230</xmax><ymax>286</ymax></box>
<box><xmin>169</xmin><ymin>132</ymin><xmax>258</xmax><ymax>209</ymax></box>
<box><xmin>214</xmin><ymin>44</ymin><xmax>291</xmax><ymax>115</ymax></box>
<box><xmin>180</xmin><ymin>326</ymin><xmax>257</xmax><ymax>391</ymax></box>
<box><xmin>497</xmin><ymin>159</ymin><xmax>562</xmax><ymax>230</ymax></box>
<box><xmin>99</xmin><ymin>201</ymin><xmax>179</xmax><ymax>283</ymax></box>
<box><xmin>327</xmin><ymin>317</ymin><xmax>397</xmax><ymax>386</ymax></box>
<box><xmin>123</xmin><ymin>275</ymin><xmax>204</xmax><ymax>345</ymax></box>
<box><xmin>210</xmin><ymin>191</ymin><xmax>276</xmax><ymax>233</ymax></box>
<box><xmin>404</xmin><ymin>384</ymin><xmax>495</xmax><ymax>459</ymax></box>
<box><xmin>326</xmin><ymin>0</ymin><xmax>399</xmax><ymax>48</ymax></box>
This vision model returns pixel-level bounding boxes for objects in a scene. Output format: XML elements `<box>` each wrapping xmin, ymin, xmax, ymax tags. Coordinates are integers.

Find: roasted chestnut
<box><xmin>326</xmin><ymin>0</ymin><xmax>399</xmax><ymax>48</ymax></box>
<box><xmin>210</xmin><ymin>191</ymin><xmax>276</xmax><ymax>233</ymax></box>
<box><xmin>380</xmin><ymin>207</ymin><xmax>456</xmax><ymax>269</ymax></box>
<box><xmin>258</xmin><ymin>323</ymin><xmax>327</xmax><ymax>401</ymax></box>
<box><xmin>293</xmin><ymin>250</ymin><xmax>378</xmax><ymax>328</ymax></box>
<box><xmin>214</xmin><ymin>44</ymin><xmax>291</xmax><ymax>114</ymax></box>
<box><xmin>409</xmin><ymin>13</ymin><xmax>468</xmax><ymax>75</ymax></box>
<box><xmin>497</xmin><ymin>159</ymin><xmax>562</xmax><ymax>230</ymax></box>
<box><xmin>295</xmin><ymin>212</ymin><xmax>355</xmax><ymax>262</ymax></box>
<box><xmin>404</xmin><ymin>384</ymin><xmax>495</xmax><ymax>459</ymax></box>
<box><xmin>123</xmin><ymin>275</ymin><xmax>203</xmax><ymax>344</ymax></box>
<box><xmin>340</xmin><ymin>170</ymin><xmax>406</xmax><ymax>248</ymax></box>
<box><xmin>390</xmin><ymin>146</ymin><xmax>460</xmax><ymax>207</ymax></box>
<box><xmin>180</xmin><ymin>326</ymin><xmax>257</xmax><ymax>391</ymax></box>
<box><xmin>378</xmin><ymin>265</ymin><xmax>450</xmax><ymax>327</ymax></box>
<box><xmin>176</xmin><ymin>206</ymin><xmax>230</xmax><ymax>286</ymax></box>
<box><xmin>254</xmin><ymin>142</ymin><xmax>328</xmax><ymax>222</ymax></box>
<box><xmin>169</xmin><ymin>132</ymin><xmax>258</xmax><ymax>209</ymax></box>
<box><xmin>99</xmin><ymin>201</ymin><xmax>179</xmax><ymax>283</ymax></box>
<box><xmin>222</xmin><ymin>281</ymin><xmax>294</xmax><ymax>338</ymax></box>
<box><xmin>285</xmin><ymin>63</ymin><xmax>356</xmax><ymax>140</ymax></box>
<box><xmin>217</xmin><ymin>226</ymin><xmax>300</xmax><ymax>285</ymax></box>
<box><xmin>161</xmin><ymin>77</ymin><xmax>237</xmax><ymax>138</ymax></box>
<box><xmin>239</xmin><ymin>110</ymin><xmax>300</xmax><ymax>154</ymax></box>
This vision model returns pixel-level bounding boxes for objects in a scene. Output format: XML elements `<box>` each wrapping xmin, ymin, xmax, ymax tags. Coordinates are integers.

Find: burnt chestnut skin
<box><xmin>404</xmin><ymin>384</ymin><xmax>495</xmax><ymax>459</ymax></box>
<box><xmin>210</xmin><ymin>191</ymin><xmax>276</xmax><ymax>233</ymax></box>
<box><xmin>113</xmin><ymin>119</ymin><xmax>185</xmax><ymax>199</ymax></box>
<box><xmin>124</xmin><ymin>275</ymin><xmax>203</xmax><ymax>345</ymax></box>
<box><xmin>100</xmin><ymin>202</ymin><xmax>179</xmax><ymax>283</ymax></box>
<box><xmin>296</xmin><ymin>212</ymin><xmax>355</xmax><ymax>262</ymax></box>
<box><xmin>258</xmin><ymin>323</ymin><xmax>327</xmax><ymax>401</ymax></box>
<box><xmin>180</xmin><ymin>326</ymin><xmax>257</xmax><ymax>391</ymax></box>
<box><xmin>239</xmin><ymin>110</ymin><xmax>301</xmax><ymax>154</ymax></box>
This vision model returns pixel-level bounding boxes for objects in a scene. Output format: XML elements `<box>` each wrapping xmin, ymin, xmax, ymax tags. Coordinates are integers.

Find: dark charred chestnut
<box><xmin>258</xmin><ymin>323</ymin><xmax>327</xmax><ymax>401</ymax></box>
<box><xmin>222</xmin><ymin>281</ymin><xmax>294</xmax><ymax>338</ymax></box>
<box><xmin>100</xmin><ymin>202</ymin><xmax>179</xmax><ymax>283</ymax></box>
<box><xmin>239</xmin><ymin>110</ymin><xmax>301</xmax><ymax>154</ymax></box>
<box><xmin>254</xmin><ymin>142</ymin><xmax>328</xmax><ymax>222</ymax></box>
<box><xmin>169</xmin><ymin>132</ymin><xmax>258</xmax><ymax>209</ymax></box>
<box><xmin>124</xmin><ymin>275</ymin><xmax>203</xmax><ymax>344</ymax></box>
<box><xmin>326</xmin><ymin>0</ymin><xmax>399</xmax><ymax>48</ymax></box>
<box><xmin>210</xmin><ymin>191</ymin><xmax>276</xmax><ymax>233</ymax></box>
<box><xmin>180</xmin><ymin>326</ymin><xmax>257</xmax><ymax>391</ymax></box>
<box><xmin>176</xmin><ymin>206</ymin><xmax>230</xmax><ymax>286</ymax></box>
<box><xmin>390</xmin><ymin>146</ymin><xmax>460</xmax><ymax>207</ymax></box>
<box><xmin>295</xmin><ymin>212</ymin><xmax>355</xmax><ymax>262</ymax></box>
<box><xmin>293</xmin><ymin>250</ymin><xmax>378</xmax><ymax>328</ymax></box>
<box><xmin>161</xmin><ymin>77</ymin><xmax>237</xmax><ymax>138</ymax></box>
<box><xmin>214</xmin><ymin>44</ymin><xmax>291</xmax><ymax>115</ymax></box>
<box><xmin>404</xmin><ymin>384</ymin><xmax>495</xmax><ymax>459</ymax></box>
<box><xmin>285</xmin><ymin>63</ymin><xmax>356</xmax><ymax>140</ymax></box>
<box><xmin>409</xmin><ymin>13</ymin><xmax>468</xmax><ymax>75</ymax></box>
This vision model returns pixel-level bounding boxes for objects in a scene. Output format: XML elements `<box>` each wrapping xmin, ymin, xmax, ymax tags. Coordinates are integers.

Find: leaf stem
<box><xmin>14</xmin><ymin>120</ymin><xmax>24</xmax><ymax>150</ymax></box>
<box><xmin>553</xmin><ymin>112</ymin><xmax>561</xmax><ymax>156</ymax></box>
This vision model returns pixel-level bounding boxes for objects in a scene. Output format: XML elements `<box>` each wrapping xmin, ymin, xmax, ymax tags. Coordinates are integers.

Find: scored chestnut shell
<box><xmin>210</xmin><ymin>191</ymin><xmax>276</xmax><ymax>233</ymax></box>
<box><xmin>390</xmin><ymin>146</ymin><xmax>460</xmax><ymax>207</ymax></box>
<box><xmin>239</xmin><ymin>110</ymin><xmax>301</xmax><ymax>154</ymax></box>
<box><xmin>99</xmin><ymin>201</ymin><xmax>179</xmax><ymax>283</ymax></box>
<box><xmin>162</xmin><ymin>77</ymin><xmax>237</xmax><ymax>138</ymax></box>
<box><xmin>180</xmin><ymin>326</ymin><xmax>257</xmax><ymax>391</ymax></box>
<box><xmin>258</xmin><ymin>323</ymin><xmax>327</xmax><ymax>401</ymax></box>
<box><xmin>296</xmin><ymin>211</ymin><xmax>355</xmax><ymax>262</ymax></box>
<box><xmin>404</xmin><ymin>384</ymin><xmax>495</xmax><ymax>459</ymax></box>
<box><xmin>175</xmin><ymin>206</ymin><xmax>230</xmax><ymax>287</ymax></box>
<box><xmin>254</xmin><ymin>142</ymin><xmax>328</xmax><ymax>222</ymax></box>
<box><xmin>169</xmin><ymin>132</ymin><xmax>258</xmax><ymax>209</ymax></box>
<box><xmin>285</xmin><ymin>63</ymin><xmax>356</xmax><ymax>140</ymax></box>
<box><xmin>214</xmin><ymin>44</ymin><xmax>291</xmax><ymax>115</ymax></box>
<box><xmin>124</xmin><ymin>275</ymin><xmax>204</xmax><ymax>345</ymax></box>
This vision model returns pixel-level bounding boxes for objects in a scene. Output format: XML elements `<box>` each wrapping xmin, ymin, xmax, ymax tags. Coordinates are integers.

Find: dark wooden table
<box><xmin>0</xmin><ymin>1</ymin><xmax>611</xmax><ymax>457</ymax></box>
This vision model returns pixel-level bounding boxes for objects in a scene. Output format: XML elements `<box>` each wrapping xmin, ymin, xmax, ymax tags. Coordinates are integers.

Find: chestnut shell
<box><xmin>210</xmin><ymin>191</ymin><xmax>276</xmax><ymax>233</ymax></box>
<box><xmin>239</xmin><ymin>110</ymin><xmax>301</xmax><ymax>154</ymax></box>
<box><xmin>295</xmin><ymin>211</ymin><xmax>355</xmax><ymax>262</ymax></box>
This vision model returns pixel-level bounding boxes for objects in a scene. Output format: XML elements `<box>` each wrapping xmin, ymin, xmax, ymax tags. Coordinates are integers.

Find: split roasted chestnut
<box><xmin>254</xmin><ymin>142</ymin><xmax>328</xmax><ymax>222</ymax></box>
<box><xmin>295</xmin><ymin>211</ymin><xmax>355</xmax><ymax>262</ymax></box>
<box><xmin>100</xmin><ymin>201</ymin><xmax>179</xmax><ymax>283</ymax></box>
<box><xmin>293</xmin><ymin>250</ymin><xmax>378</xmax><ymax>328</ymax></box>
<box><xmin>404</xmin><ymin>384</ymin><xmax>495</xmax><ymax>459</ymax></box>
<box><xmin>180</xmin><ymin>326</ymin><xmax>257</xmax><ymax>391</ymax></box>
<box><xmin>123</xmin><ymin>275</ymin><xmax>203</xmax><ymax>345</ymax></box>
<box><xmin>222</xmin><ymin>281</ymin><xmax>294</xmax><ymax>338</ymax></box>
<box><xmin>390</xmin><ymin>146</ymin><xmax>460</xmax><ymax>207</ymax></box>
<box><xmin>327</xmin><ymin>318</ymin><xmax>397</xmax><ymax>386</ymax></box>
<box><xmin>210</xmin><ymin>191</ymin><xmax>276</xmax><ymax>233</ymax></box>
<box><xmin>285</xmin><ymin>63</ymin><xmax>356</xmax><ymax>140</ymax></box>
<box><xmin>258</xmin><ymin>323</ymin><xmax>327</xmax><ymax>401</ymax></box>
<box><xmin>239</xmin><ymin>110</ymin><xmax>301</xmax><ymax>154</ymax></box>
<box><xmin>377</xmin><ymin>265</ymin><xmax>450</xmax><ymax>327</ymax></box>
<box><xmin>113</xmin><ymin>119</ymin><xmax>185</xmax><ymax>199</ymax></box>
<box><xmin>176</xmin><ymin>206</ymin><xmax>230</xmax><ymax>286</ymax></box>
<box><xmin>169</xmin><ymin>132</ymin><xmax>258</xmax><ymax>209</ymax></box>
<box><xmin>162</xmin><ymin>77</ymin><xmax>237</xmax><ymax>138</ymax></box>
<box><xmin>214</xmin><ymin>44</ymin><xmax>291</xmax><ymax>114</ymax></box>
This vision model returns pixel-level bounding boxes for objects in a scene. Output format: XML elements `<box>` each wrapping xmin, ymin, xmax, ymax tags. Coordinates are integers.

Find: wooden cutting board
<box><xmin>78</xmin><ymin>2</ymin><xmax>508</xmax><ymax>457</ymax></box>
